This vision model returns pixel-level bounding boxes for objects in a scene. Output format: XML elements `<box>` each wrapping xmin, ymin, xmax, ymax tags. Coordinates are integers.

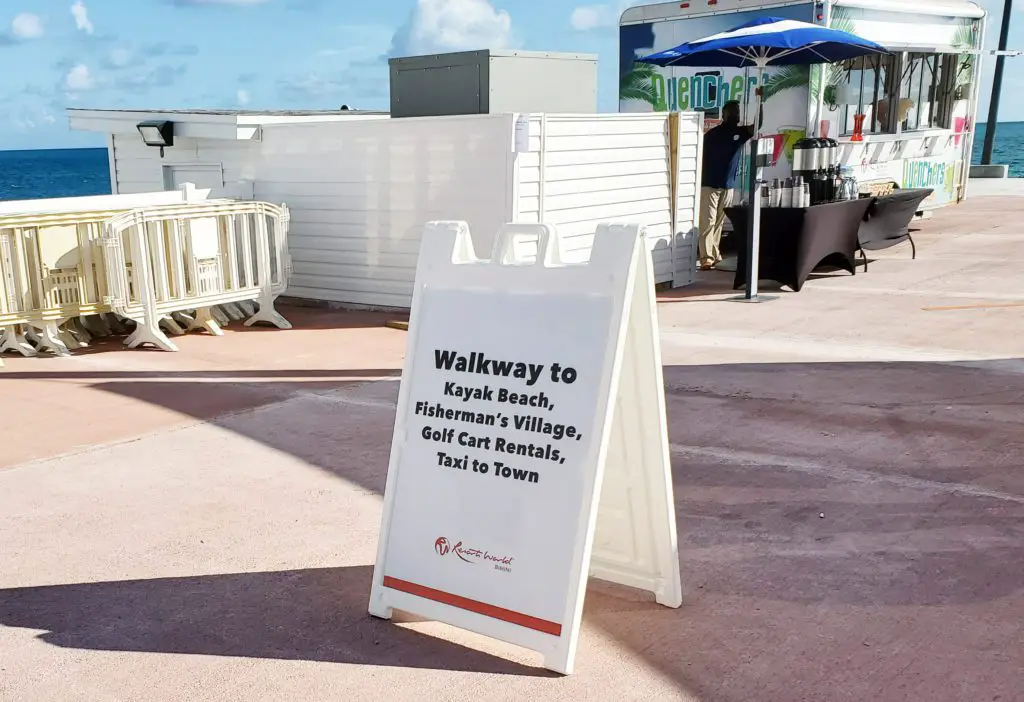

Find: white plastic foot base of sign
<box><xmin>0</xmin><ymin>327</ymin><xmax>38</xmax><ymax>357</ymax></box>
<box><xmin>369</xmin><ymin>220</ymin><xmax>682</xmax><ymax>676</ymax></box>
<box><xmin>124</xmin><ymin>323</ymin><xmax>179</xmax><ymax>352</ymax></box>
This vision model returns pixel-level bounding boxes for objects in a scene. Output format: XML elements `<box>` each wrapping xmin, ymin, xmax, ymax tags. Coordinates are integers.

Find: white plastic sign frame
<box><xmin>368</xmin><ymin>220</ymin><xmax>682</xmax><ymax>675</ymax></box>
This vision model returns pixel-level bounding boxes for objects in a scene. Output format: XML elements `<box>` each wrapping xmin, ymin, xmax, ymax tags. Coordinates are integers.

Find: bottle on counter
<box><xmin>781</xmin><ymin>177</ymin><xmax>793</xmax><ymax>207</ymax></box>
<box><xmin>844</xmin><ymin>175</ymin><xmax>860</xmax><ymax>200</ymax></box>
<box><xmin>760</xmin><ymin>182</ymin><xmax>771</xmax><ymax>208</ymax></box>
<box><xmin>770</xmin><ymin>178</ymin><xmax>781</xmax><ymax>208</ymax></box>
<box><xmin>802</xmin><ymin>181</ymin><xmax>811</xmax><ymax>207</ymax></box>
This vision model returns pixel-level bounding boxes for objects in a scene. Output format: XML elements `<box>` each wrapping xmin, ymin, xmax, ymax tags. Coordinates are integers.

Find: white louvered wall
<box><xmin>254</xmin><ymin>114</ymin><xmax>515</xmax><ymax>309</ymax></box>
<box><xmin>105</xmin><ymin>111</ymin><xmax>702</xmax><ymax>309</ymax></box>
<box><xmin>671</xmin><ymin>112</ymin><xmax>703</xmax><ymax>287</ymax></box>
<box><xmin>516</xmin><ymin>114</ymin><xmax>686</xmax><ymax>284</ymax></box>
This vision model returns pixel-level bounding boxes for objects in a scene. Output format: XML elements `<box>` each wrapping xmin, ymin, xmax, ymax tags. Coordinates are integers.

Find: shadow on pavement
<box><xmin>0</xmin><ymin>565</ymin><xmax>547</xmax><ymax>676</ymax></box>
<box><xmin>3</xmin><ymin>357</ymin><xmax>1023</xmax><ymax>697</ymax></box>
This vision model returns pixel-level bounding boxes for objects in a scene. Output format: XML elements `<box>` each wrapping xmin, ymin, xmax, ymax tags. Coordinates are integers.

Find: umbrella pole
<box><xmin>733</xmin><ymin>63</ymin><xmax>775</xmax><ymax>304</ymax></box>
<box><xmin>747</xmin><ymin>66</ymin><xmax>765</xmax><ymax>301</ymax></box>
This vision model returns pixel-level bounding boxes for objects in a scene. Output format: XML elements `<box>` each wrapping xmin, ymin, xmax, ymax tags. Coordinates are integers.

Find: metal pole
<box><xmin>813</xmin><ymin>0</ymin><xmax>832</xmax><ymax>136</ymax></box>
<box><xmin>744</xmin><ymin>70</ymin><xmax>768</xmax><ymax>301</ymax></box>
<box><xmin>745</xmin><ymin>135</ymin><xmax>761</xmax><ymax>300</ymax></box>
<box><xmin>730</xmin><ymin>65</ymin><xmax>775</xmax><ymax>304</ymax></box>
<box><xmin>982</xmin><ymin>0</ymin><xmax>1014</xmax><ymax>164</ymax></box>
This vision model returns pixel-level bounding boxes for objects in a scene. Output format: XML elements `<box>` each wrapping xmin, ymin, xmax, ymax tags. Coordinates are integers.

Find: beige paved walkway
<box><xmin>1</xmin><ymin>192</ymin><xmax>1022</xmax><ymax>701</ymax></box>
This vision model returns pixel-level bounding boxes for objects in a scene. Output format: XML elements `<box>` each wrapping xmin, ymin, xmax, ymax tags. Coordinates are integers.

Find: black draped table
<box><xmin>726</xmin><ymin>198</ymin><xmax>874</xmax><ymax>293</ymax></box>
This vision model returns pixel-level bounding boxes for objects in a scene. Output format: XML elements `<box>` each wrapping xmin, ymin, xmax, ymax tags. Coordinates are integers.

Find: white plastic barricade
<box><xmin>0</xmin><ymin>183</ymin><xmax>213</xmax><ymax>359</ymax></box>
<box><xmin>1</xmin><ymin>192</ymin><xmax>290</xmax><ymax>362</ymax></box>
<box><xmin>369</xmin><ymin>220</ymin><xmax>682</xmax><ymax>675</ymax></box>
<box><xmin>0</xmin><ymin>206</ymin><xmax>155</xmax><ymax>357</ymax></box>
<box><xmin>102</xmin><ymin>200</ymin><xmax>292</xmax><ymax>352</ymax></box>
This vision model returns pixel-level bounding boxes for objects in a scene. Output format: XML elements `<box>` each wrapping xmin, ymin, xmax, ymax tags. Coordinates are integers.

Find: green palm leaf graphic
<box><xmin>830</xmin><ymin>6</ymin><xmax>855</xmax><ymax>35</ymax></box>
<box><xmin>619</xmin><ymin>61</ymin><xmax>660</xmax><ymax>107</ymax></box>
<box><xmin>763</xmin><ymin>65</ymin><xmax>811</xmax><ymax>100</ymax></box>
<box><xmin>953</xmin><ymin>17</ymin><xmax>976</xmax><ymax>50</ymax></box>
<box><xmin>798</xmin><ymin>8</ymin><xmax>857</xmax><ymax>109</ymax></box>
<box><xmin>952</xmin><ymin>17</ymin><xmax>978</xmax><ymax>87</ymax></box>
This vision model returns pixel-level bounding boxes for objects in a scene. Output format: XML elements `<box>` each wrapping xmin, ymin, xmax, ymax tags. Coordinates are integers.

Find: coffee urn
<box><xmin>820</xmin><ymin>138</ymin><xmax>837</xmax><ymax>171</ymax></box>
<box><xmin>794</xmin><ymin>137</ymin><xmax>836</xmax><ymax>205</ymax></box>
<box><xmin>792</xmin><ymin>138</ymin><xmax>820</xmax><ymax>191</ymax></box>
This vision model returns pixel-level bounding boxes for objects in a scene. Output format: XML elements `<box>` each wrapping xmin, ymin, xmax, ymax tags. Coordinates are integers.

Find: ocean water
<box><xmin>0</xmin><ymin>124</ymin><xmax>1021</xmax><ymax>202</ymax></box>
<box><xmin>0</xmin><ymin>148</ymin><xmax>111</xmax><ymax>201</ymax></box>
<box><xmin>971</xmin><ymin>122</ymin><xmax>1024</xmax><ymax>176</ymax></box>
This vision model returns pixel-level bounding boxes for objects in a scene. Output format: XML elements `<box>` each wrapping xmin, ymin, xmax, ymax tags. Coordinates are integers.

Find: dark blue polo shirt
<box><xmin>702</xmin><ymin>123</ymin><xmax>754</xmax><ymax>190</ymax></box>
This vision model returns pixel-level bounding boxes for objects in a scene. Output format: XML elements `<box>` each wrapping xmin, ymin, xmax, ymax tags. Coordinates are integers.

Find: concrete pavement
<box><xmin>1</xmin><ymin>191</ymin><xmax>1022</xmax><ymax>701</ymax></box>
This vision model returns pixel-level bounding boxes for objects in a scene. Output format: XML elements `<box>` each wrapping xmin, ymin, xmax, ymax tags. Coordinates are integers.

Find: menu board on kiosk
<box><xmin>368</xmin><ymin>220</ymin><xmax>683</xmax><ymax>675</ymax></box>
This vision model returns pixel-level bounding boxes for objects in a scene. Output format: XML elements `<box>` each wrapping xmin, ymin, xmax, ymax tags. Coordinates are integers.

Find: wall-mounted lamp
<box><xmin>137</xmin><ymin>120</ymin><xmax>174</xmax><ymax>157</ymax></box>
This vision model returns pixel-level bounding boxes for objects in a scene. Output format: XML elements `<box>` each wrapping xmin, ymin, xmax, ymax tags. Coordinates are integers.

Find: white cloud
<box><xmin>65</xmin><ymin>64</ymin><xmax>94</xmax><ymax>91</ymax></box>
<box><xmin>71</xmin><ymin>0</ymin><xmax>95</xmax><ymax>34</ymax></box>
<box><xmin>11</xmin><ymin>12</ymin><xmax>44</xmax><ymax>39</ymax></box>
<box><xmin>236</xmin><ymin>88</ymin><xmax>251</xmax><ymax>105</ymax></box>
<box><xmin>570</xmin><ymin>2</ymin><xmax>629</xmax><ymax>31</ymax></box>
<box><xmin>390</xmin><ymin>0</ymin><xmax>513</xmax><ymax>56</ymax></box>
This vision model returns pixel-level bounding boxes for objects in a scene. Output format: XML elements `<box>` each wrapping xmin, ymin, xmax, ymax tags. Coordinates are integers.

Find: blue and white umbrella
<box><xmin>637</xmin><ymin>16</ymin><xmax>888</xmax><ymax>70</ymax></box>
<box><xmin>637</xmin><ymin>17</ymin><xmax>889</xmax><ymax>302</ymax></box>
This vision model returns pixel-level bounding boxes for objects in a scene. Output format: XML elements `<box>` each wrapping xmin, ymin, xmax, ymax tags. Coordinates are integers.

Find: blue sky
<box><xmin>0</xmin><ymin>0</ymin><xmax>1021</xmax><ymax>150</ymax></box>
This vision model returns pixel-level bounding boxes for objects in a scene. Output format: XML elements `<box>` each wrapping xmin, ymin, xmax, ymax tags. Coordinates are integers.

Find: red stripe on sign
<box><xmin>382</xmin><ymin>576</ymin><xmax>563</xmax><ymax>637</ymax></box>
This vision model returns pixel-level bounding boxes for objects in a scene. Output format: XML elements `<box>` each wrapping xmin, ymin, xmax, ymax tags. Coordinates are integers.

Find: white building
<box><xmin>69</xmin><ymin>108</ymin><xmax>703</xmax><ymax>310</ymax></box>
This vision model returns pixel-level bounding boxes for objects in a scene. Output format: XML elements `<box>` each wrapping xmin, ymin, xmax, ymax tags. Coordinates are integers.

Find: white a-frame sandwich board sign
<box><xmin>368</xmin><ymin>220</ymin><xmax>682</xmax><ymax>675</ymax></box>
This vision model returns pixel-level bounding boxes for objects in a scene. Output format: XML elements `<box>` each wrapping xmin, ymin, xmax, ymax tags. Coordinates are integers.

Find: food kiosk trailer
<box><xmin>619</xmin><ymin>0</ymin><xmax>987</xmax><ymax>210</ymax></box>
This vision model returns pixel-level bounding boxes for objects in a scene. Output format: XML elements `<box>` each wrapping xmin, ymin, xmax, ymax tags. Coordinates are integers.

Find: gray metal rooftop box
<box><xmin>388</xmin><ymin>50</ymin><xmax>598</xmax><ymax>118</ymax></box>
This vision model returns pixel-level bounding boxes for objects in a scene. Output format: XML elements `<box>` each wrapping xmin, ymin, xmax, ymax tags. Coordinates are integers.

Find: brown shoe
<box><xmin>699</xmin><ymin>261</ymin><xmax>714</xmax><ymax>271</ymax></box>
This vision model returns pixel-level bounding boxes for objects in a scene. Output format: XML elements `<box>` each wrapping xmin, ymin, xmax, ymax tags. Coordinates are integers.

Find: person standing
<box><xmin>698</xmin><ymin>96</ymin><xmax>763</xmax><ymax>271</ymax></box>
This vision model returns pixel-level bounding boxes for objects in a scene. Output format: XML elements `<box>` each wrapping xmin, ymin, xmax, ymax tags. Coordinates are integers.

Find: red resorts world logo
<box><xmin>434</xmin><ymin>536</ymin><xmax>515</xmax><ymax>571</ymax></box>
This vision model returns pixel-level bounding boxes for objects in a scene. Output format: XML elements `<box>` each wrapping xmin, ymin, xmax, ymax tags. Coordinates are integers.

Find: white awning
<box><xmin>835</xmin><ymin>0</ymin><xmax>986</xmax><ymax>20</ymax></box>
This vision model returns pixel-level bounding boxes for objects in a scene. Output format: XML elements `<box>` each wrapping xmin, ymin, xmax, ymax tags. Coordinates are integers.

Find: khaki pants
<box><xmin>699</xmin><ymin>187</ymin><xmax>732</xmax><ymax>265</ymax></box>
